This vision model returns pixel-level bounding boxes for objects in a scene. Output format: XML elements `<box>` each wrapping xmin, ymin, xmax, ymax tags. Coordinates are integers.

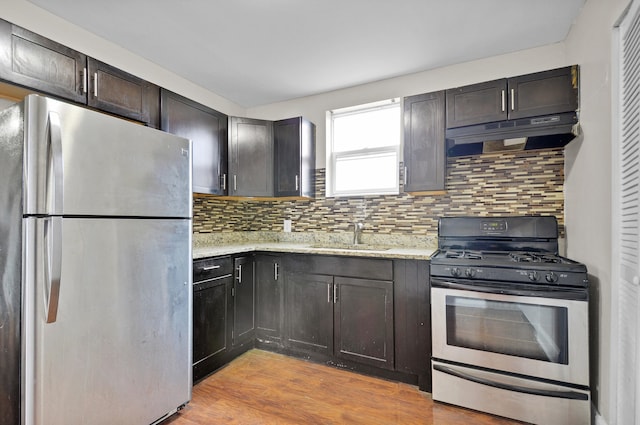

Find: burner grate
<box><xmin>509</xmin><ymin>252</ymin><xmax>562</xmax><ymax>263</ymax></box>
<box><xmin>444</xmin><ymin>250</ymin><xmax>483</xmax><ymax>260</ymax></box>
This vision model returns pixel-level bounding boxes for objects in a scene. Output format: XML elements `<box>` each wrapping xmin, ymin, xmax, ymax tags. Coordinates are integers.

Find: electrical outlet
<box><xmin>283</xmin><ymin>219</ymin><xmax>292</xmax><ymax>232</ymax></box>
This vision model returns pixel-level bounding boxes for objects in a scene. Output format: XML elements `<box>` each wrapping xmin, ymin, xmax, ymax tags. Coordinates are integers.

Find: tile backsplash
<box><xmin>193</xmin><ymin>148</ymin><xmax>565</xmax><ymax>237</ymax></box>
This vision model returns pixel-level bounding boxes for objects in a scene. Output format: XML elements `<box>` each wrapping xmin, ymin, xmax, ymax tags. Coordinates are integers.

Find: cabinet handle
<box><xmin>221</xmin><ymin>173</ymin><xmax>227</xmax><ymax>191</ymax></box>
<box><xmin>295</xmin><ymin>175</ymin><xmax>299</xmax><ymax>191</ymax></box>
<box><xmin>501</xmin><ymin>90</ymin><xmax>505</xmax><ymax>112</ymax></box>
<box><xmin>403</xmin><ymin>166</ymin><xmax>408</xmax><ymax>185</ymax></box>
<box><xmin>236</xmin><ymin>264</ymin><xmax>242</xmax><ymax>283</ymax></box>
<box><xmin>274</xmin><ymin>263</ymin><xmax>279</xmax><ymax>281</ymax></box>
<box><xmin>327</xmin><ymin>283</ymin><xmax>332</xmax><ymax>303</ymax></box>
<box><xmin>510</xmin><ymin>88</ymin><xmax>515</xmax><ymax>111</ymax></box>
<box><xmin>203</xmin><ymin>265</ymin><xmax>221</xmax><ymax>271</ymax></box>
<box><xmin>333</xmin><ymin>284</ymin><xmax>338</xmax><ymax>303</ymax></box>
<box><xmin>93</xmin><ymin>72</ymin><xmax>98</xmax><ymax>97</ymax></box>
<box><xmin>233</xmin><ymin>175</ymin><xmax>237</xmax><ymax>191</ymax></box>
<box><xmin>82</xmin><ymin>68</ymin><xmax>87</xmax><ymax>94</ymax></box>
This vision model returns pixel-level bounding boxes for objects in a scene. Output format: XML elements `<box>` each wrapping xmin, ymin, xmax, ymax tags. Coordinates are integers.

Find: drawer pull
<box><xmin>203</xmin><ymin>265</ymin><xmax>221</xmax><ymax>271</ymax></box>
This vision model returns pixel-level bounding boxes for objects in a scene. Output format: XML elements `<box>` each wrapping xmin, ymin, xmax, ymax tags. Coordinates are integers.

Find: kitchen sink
<box><xmin>309</xmin><ymin>243</ymin><xmax>390</xmax><ymax>251</ymax></box>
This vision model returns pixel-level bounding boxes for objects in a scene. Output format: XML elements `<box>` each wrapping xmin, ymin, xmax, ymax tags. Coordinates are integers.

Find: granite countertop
<box><xmin>193</xmin><ymin>232</ymin><xmax>437</xmax><ymax>261</ymax></box>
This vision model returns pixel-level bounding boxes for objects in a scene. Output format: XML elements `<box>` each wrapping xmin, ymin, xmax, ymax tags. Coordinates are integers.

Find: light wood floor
<box><xmin>164</xmin><ymin>349</ymin><xmax>523</xmax><ymax>424</ymax></box>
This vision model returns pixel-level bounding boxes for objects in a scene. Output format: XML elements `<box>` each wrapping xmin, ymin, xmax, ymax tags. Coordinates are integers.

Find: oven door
<box><xmin>431</xmin><ymin>284</ymin><xmax>589</xmax><ymax>387</ymax></box>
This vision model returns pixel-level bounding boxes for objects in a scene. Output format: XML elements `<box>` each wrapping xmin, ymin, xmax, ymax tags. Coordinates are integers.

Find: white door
<box><xmin>615</xmin><ymin>2</ymin><xmax>640</xmax><ymax>423</ymax></box>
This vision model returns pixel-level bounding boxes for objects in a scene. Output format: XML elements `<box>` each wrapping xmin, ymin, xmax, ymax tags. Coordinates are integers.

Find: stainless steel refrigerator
<box><xmin>0</xmin><ymin>95</ymin><xmax>193</xmax><ymax>425</ymax></box>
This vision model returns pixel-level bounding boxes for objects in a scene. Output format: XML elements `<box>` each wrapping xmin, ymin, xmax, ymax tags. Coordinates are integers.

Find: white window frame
<box><xmin>326</xmin><ymin>98</ymin><xmax>401</xmax><ymax>197</ymax></box>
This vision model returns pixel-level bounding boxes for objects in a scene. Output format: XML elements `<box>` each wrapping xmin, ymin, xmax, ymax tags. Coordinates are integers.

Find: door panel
<box><xmin>161</xmin><ymin>90</ymin><xmax>228</xmax><ymax>195</ymax></box>
<box><xmin>233</xmin><ymin>256</ymin><xmax>255</xmax><ymax>346</ymax></box>
<box><xmin>229</xmin><ymin>117</ymin><xmax>273</xmax><ymax>196</ymax></box>
<box><xmin>403</xmin><ymin>91</ymin><xmax>445</xmax><ymax>192</ymax></box>
<box><xmin>446</xmin><ymin>79</ymin><xmax>507</xmax><ymax>128</ymax></box>
<box><xmin>193</xmin><ymin>279</ymin><xmax>229</xmax><ymax>363</ymax></box>
<box><xmin>508</xmin><ymin>66</ymin><xmax>579</xmax><ymax>120</ymax></box>
<box><xmin>23</xmin><ymin>95</ymin><xmax>191</xmax><ymax>218</ymax></box>
<box><xmin>334</xmin><ymin>277</ymin><xmax>394</xmax><ymax>369</ymax></box>
<box><xmin>24</xmin><ymin>217</ymin><xmax>191</xmax><ymax>425</ymax></box>
<box><xmin>274</xmin><ymin>117</ymin><xmax>301</xmax><ymax>196</ymax></box>
<box><xmin>0</xmin><ymin>21</ymin><xmax>86</xmax><ymax>103</ymax></box>
<box><xmin>285</xmin><ymin>272</ymin><xmax>333</xmax><ymax>355</ymax></box>
<box><xmin>87</xmin><ymin>58</ymin><xmax>160</xmax><ymax>127</ymax></box>
<box><xmin>255</xmin><ymin>255</ymin><xmax>282</xmax><ymax>343</ymax></box>
<box><xmin>431</xmin><ymin>287</ymin><xmax>589</xmax><ymax>386</ymax></box>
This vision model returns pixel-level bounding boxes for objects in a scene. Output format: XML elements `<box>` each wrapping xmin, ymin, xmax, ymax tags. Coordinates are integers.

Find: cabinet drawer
<box><xmin>193</xmin><ymin>256</ymin><xmax>233</xmax><ymax>282</ymax></box>
<box><xmin>285</xmin><ymin>254</ymin><xmax>393</xmax><ymax>281</ymax></box>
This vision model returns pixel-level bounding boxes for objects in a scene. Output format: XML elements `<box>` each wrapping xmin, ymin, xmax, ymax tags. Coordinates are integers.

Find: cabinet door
<box><xmin>161</xmin><ymin>90</ymin><xmax>228</xmax><ymax>195</ymax></box>
<box><xmin>334</xmin><ymin>277</ymin><xmax>394</xmax><ymax>370</ymax></box>
<box><xmin>255</xmin><ymin>254</ymin><xmax>283</xmax><ymax>344</ymax></box>
<box><xmin>508</xmin><ymin>66</ymin><xmax>579</xmax><ymax>120</ymax></box>
<box><xmin>274</xmin><ymin>117</ymin><xmax>316</xmax><ymax>198</ymax></box>
<box><xmin>403</xmin><ymin>91</ymin><xmax>446</xmax><ymax>192</ymax></box>
<box><xmin>192</xmin><ymin>277</ymin><xmax>232</xmax><ymax>382</ymax></box>
<box><xmin>0</xmin><ymin>20</ymin><xmax>86</xmax><ymax>103</ymax></box>
<box><xmin>229</xmin><ymin>117</ymin><xmax>274</xmax><ymax>196</ymax></box>
<box><xmin>87</xmin><ymin>58</ymin><xmax>159</xmax><ymax>127</ymax></box>
<box><xmin>285</xmin><ymin>272</ymin><xmax>333</xmax><ymax>356</ymax></box>
<box><xmin>233</xmin><ymin>256</ymin><xmax>255</xmax><ymax>347</ymax></box>
<box><xmin>394</xmin><ymin>260</ymin><xmax>431</xmax><ymax>390</ymax></box>
<box><xmin>446</xmin><ymin>79</ymin><xmax>507</xmax><ymax>128</ymax></box>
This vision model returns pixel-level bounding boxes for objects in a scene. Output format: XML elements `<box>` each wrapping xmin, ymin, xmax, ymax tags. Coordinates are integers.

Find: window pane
<box><xmin>445</xmin><ymin>296</ymin><xmax>569</xmax><ymax>364</ymax></box>
<box><xmin>333</xmin><ymin>106</ymin><xmax>400</xmax><ymax>152</ymax></box>
<box><xmin>335</xmin><ymin>151</ymin><xmax>398</xmax><ymax>193</ymax></box>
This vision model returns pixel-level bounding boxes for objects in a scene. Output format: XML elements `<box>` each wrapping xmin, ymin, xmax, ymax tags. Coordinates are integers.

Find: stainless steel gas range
<box><xmin>429</xmin><ymin>216</ymin><xmax>590</xmax><ymax>425</ymax></box>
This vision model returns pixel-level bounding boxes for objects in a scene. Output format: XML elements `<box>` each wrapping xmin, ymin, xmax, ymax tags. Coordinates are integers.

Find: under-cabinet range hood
<box><xmin>445</xmin><ymin>111</ymin><xmax>579</xmax><ymax>157</ymax></box>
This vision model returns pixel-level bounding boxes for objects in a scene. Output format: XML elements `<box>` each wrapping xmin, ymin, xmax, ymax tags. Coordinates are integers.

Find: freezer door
<box><xmin>23</xmin><ymin>95</ymin><xmax>191</xmax><ymax>218</ymax></box>
<box><xmin>23</xmin><ymin>217</ymin><xmax>192</xmax><ymax>425</ymax></box>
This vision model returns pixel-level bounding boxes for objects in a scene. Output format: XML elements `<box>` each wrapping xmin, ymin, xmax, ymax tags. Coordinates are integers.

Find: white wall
<box><xmin>246</xmin><ymin>44</ymin><xmax>566</xmax><ymax>168</ymax></box>
<box><xmin>1</xmin><ymin>0</ymin><xmax>246</xmax><ymax>117</ymax></box>
<box><xmin>564</xmin><ymin>0</ymin><xmax>629</xmax><ymax>423</ymax></box>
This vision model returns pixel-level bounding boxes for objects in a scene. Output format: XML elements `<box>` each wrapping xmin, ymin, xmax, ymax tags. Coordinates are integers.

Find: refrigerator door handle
<box><xmin>44</xmin><ymin>217</ymin><xmax>63</xmax><ymax>323</ymax></box>
<box><xmin>47</xmin><ymin>111</ymin><xmax>64</xmax><ymax>214</ymax></box>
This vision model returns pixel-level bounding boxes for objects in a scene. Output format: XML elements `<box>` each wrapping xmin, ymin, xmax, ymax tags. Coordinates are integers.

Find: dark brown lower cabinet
<box><xmin>194</xmin><ymin>253</ymin><xmax>430</xmax><ymax>391</ymax></box>
<box><xmin>394</xmin><ymin>259</ymin><xmax>431</xmax><ymax>391</ymax></box>
<box><xmin>232</xmin><ymin>256</ymin><xmax>256</xmax><ymax>348</ymax></box>
<box><xmin>192</xmin><ymin>275</ymin><xmax>232</xmax><ymax>382</ymax></box>
<box><xmin>255</xmin><ymin>254</ymin><xmax>283</xmax><ymax>345</ymax></box>
<box><xmin>334</xmin><ymin>277</ymin><xmax>394</xmax><ymax>370</ymax></box>
<box><xmin>284</xmin><ymin>256</ymin><xmax>395</xmax><ymax>371</ymax></box>
<box><xmin>285</xmin><ymin>272</ymin><xmax>334</xmax><ymax>356</ymax></box>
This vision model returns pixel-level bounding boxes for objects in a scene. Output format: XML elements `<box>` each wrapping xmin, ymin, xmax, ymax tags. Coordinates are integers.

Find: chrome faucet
<box><xmin>353</xmin><ymin>222</ymin><xmax>364</xmax><ymax>245</ymax></box>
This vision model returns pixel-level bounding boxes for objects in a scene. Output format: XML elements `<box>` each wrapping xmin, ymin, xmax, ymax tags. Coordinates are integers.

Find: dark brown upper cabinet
<box><xmin>161</xmin><ymin>89</ymin><xmax>228</xmax><ymax>195</ymax></box>
<box><xmin>0</xmin><ymin>20</ymin><xmax>86</xmax><ymax>103</ymax></box>
<box><xmin>403</xmin><ymin>91</ymin><xmax>446</xmax><ymax>192</ymax></box>
<box><xmin>229</xmin><ymin>117</ymin><xmax>274</xmax><ymax>197</ymax></box>
<box><xmin>273</xmin><ymin>117</ymin><xmax>315</xmax><ymax>198</ymax></box>
<box><xmin>87</xmin><ymin>59</ymin><xmax>159</xmax><ymax>128</ymax></box>
<box><xmin>0</xmin><ymin>19</ymin><xmax>159</xmax><ymax>127</ymax></box>
<box><xmin>446</xmin><ymin>66</ymin><xmax>579</xmax><ymax>129</ymax></box>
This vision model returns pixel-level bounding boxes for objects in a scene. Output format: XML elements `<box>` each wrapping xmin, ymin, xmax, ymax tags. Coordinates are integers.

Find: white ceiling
<box><xmin>26</xmin><ymin>0</ymin><xmax>586</xmax><ymax>108</ymax></box>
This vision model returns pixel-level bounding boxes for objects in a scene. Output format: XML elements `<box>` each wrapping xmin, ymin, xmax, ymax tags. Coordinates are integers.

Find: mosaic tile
<box><xmin>193</xmin><ymin>149</ymin><xmax>565</xmax><ymax>237</ymax></box>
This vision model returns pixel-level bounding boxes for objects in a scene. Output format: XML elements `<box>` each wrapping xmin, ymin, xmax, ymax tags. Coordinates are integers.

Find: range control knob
<box><xmin>545</xmin><ymin>272</ymin><xmax>558</xmax><ymax>283</ymax></box>
<box><xmin>528</xmin><ymin>271</ymin><xmax>539</xmax><ymax>282</ymax></box>
<box><xmin>451</xmin><ymin>267</ymin><xmax>461</xmax><ymax>278</ymax></box>
<box><xmin>465</xmin><ymin>268</ymin><xmax>476</xmax><ymax>278</ymax></box>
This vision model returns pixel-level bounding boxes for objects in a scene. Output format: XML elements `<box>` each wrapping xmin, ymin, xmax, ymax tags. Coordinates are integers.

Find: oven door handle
<box><xmin>433</xmin><ymin>364</ymin><xmax>588</xmax><ymax>401</ymax></box>
<box><xmin>430</xmin><ymin>277</ymin><xmax>588</xmax><ymax>300</ymax></box>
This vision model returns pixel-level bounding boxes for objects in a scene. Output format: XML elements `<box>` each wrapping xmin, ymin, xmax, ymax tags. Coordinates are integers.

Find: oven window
<box><xmin>445</xmin><ymin>296</ymin><xmax>569</xmax><ymax>364</ymax></box>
